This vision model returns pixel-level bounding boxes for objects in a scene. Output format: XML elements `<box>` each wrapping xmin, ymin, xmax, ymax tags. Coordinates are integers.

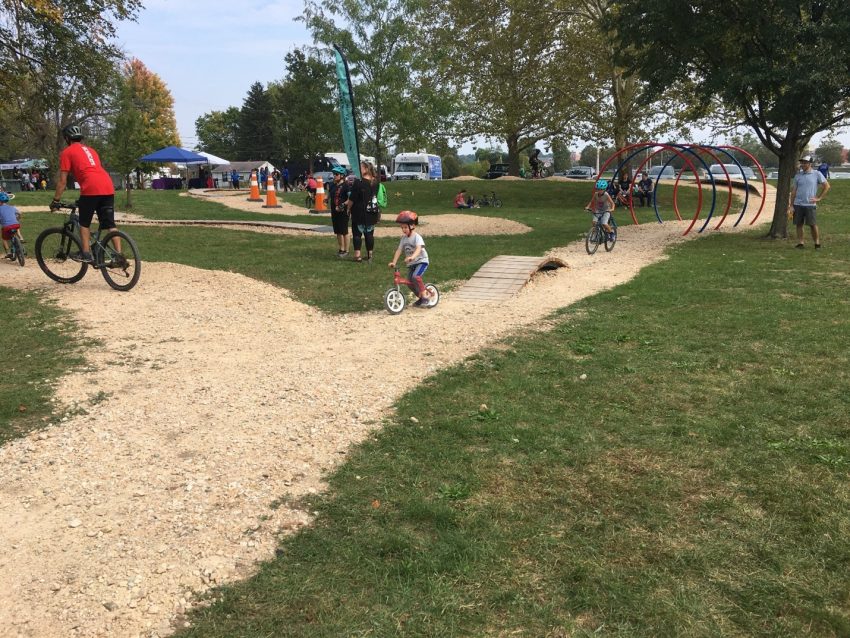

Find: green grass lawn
<box><xmin>3</xmin><ymin>181</ymin><xmax>848</xmax><ymax>636</ymax></box>
<box><xmin>11</xmin><ymin>181</ymin><xmax>704</xmax><ymax>313</ymax></box>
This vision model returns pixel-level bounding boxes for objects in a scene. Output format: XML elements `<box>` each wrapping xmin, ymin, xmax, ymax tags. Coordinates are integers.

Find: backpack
<box><xmin>376</xmin><ymin>182</ymin><xmax>387</xmax><ymax>208</ymax></box>
<box><xmin>366</xmin><ymin>193</ymin><xmax>381</xmax><ymax>224</ymax></box>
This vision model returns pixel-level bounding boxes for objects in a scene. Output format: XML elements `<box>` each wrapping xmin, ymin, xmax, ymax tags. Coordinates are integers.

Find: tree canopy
<box><xmin>195</xmin><ymin>107</ymin><xmax>241</xmax><ymax>160</ymax></box>
<box><xmin>300</xmin><ymin>0</ymin><xmax>455</xmax><ymax>169</ymax></box>
<box><xmin>268</xmin><ymin>49</ymin><xmax>340</xmax><ymax>171</ymax></box>
<box><xmin>105</xmin><ymin>58</ymin><xmax>180</xmax><ymax>203</ymax></box>
<box><xmin>0</xmin><ymin>0</ymin><xmax>141</xmax><ymax>172</ymax></box>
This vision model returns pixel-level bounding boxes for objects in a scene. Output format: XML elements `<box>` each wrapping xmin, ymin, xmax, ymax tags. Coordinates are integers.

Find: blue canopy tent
<box><xmin>139</xmin><ymin>146</ymin><xmax>209</xmax><ymax>189</ymax></box>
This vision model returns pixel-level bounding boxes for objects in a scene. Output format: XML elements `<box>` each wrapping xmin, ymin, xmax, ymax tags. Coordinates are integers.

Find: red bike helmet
<box><xmin>395</xmin><ymin>210</ymin><xmax>418</xmax><ymax>225</ymax></box>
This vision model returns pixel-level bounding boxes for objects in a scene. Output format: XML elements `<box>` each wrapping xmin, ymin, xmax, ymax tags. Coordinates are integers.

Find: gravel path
<box><xmin>0</xmin><ymin>190</ymin><xmax>773</xmax><ymax>638</ymax></box>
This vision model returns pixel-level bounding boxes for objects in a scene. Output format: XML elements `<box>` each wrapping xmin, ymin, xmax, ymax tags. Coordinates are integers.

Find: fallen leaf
<box><xmin>18</xmin><ymin>404</ymin><xmax>27</xmax><ymax>413</ymax></box>
<box><xmin>371</xmin><ymin>499</ymin><xmax>381</xmax><ymax>509</ymax></box>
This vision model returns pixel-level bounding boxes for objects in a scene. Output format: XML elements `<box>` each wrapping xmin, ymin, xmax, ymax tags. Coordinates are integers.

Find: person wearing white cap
<box><xmin>789</xmin><ymin>154</ymin><xmax>829</xmax><ymax>249</ymax></box>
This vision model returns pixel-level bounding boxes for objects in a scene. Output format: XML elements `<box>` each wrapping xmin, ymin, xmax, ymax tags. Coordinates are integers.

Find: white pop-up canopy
<box><xmin>196</xmin><ymin>151</ymin><xmax>230</xmax><ymax>167</ymax></box>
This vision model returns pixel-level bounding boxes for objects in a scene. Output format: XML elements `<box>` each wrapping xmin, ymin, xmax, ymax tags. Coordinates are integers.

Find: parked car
<box><xmin>829</xmin><ymin>171</ymin><xmax>850</xmax><ymax>179</ymax></box>
<box><xmin>564</xmin><ymin>166</ymin><xmax>595</xmax><ymax>179</ymax></box>
<box><xmin>767</xmin><ymin>171</ymin><xmax>780</xmax><ymax>179</ymax></box>
<box><xmin>707</xmin><ymin>163</ymin><xmax>756</xmax><ymax>181</ymax></box>
<box><xmin>483</xmin><ymin>163</ymin><xmax>510</xmax><ymax>179</ymax></box>
<box><xmin>647</xmin><ymin>166</ymin><xmax>677</xmax><ymax>180</ymax></box>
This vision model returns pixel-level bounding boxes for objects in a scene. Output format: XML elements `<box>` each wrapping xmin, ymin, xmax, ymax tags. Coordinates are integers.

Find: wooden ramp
<box><xmin>454</xmin><ymin>255</ymin><xmax>567</xmax><ymax>302</ymax></box>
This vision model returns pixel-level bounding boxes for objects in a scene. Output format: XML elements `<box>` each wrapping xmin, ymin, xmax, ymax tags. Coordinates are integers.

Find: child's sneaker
<box><xmin>4</xmin><ymin>253</ymin><xmax>13</xmax><ymax>260</ymax></box>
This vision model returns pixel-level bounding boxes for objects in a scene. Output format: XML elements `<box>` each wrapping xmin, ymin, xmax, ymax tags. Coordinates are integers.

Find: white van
<box><xmin>392</xmin><ymin>152</ymin><xmax>442</xmax><ymax>180</ymax></box>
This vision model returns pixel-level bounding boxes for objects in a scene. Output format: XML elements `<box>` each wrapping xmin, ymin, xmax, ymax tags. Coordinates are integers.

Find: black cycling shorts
<box><xmin>78</xmin><ymin>194</ymin><xmax>116</xmax><ymax>230</ymax></box>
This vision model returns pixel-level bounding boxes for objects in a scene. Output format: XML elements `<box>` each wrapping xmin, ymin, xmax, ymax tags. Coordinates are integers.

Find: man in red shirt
<box><xmin>51</xmin><ymin>124</ymin><xmax>118</xmax><ymax>261</ymax></box>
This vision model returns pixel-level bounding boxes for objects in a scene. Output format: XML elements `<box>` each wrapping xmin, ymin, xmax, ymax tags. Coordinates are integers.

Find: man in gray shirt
<box><xmin>789</xmin><ymin>154</ymin><xmax>830</xmax><ymax>249</ymax></box>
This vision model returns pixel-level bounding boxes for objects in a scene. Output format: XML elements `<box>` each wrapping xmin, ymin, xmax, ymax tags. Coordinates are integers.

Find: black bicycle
<box><xmin>7</xmin><ymin>227</ymin><xmax>25</xmax><ymax>267</ymax></box>
<box><xmin>35</xmin><ymin>202</ymin><xmax>141</xmax><ymax>291</ymax></box>
<box><xmin>584</xmin><ymin>209</ymin><xmax>618</xmax><ymax>255</ymax></box>
<box><xmin>478</xmin><ymin>191</ymin><xmax>502</xmax><ymax>208</ymax></box>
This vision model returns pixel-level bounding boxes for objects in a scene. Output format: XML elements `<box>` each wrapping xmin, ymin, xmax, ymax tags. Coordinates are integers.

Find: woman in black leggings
<box><xmin>347</xmin><ymin>161</ymin><xmax>380</xmax><ymax>262</ymax></box>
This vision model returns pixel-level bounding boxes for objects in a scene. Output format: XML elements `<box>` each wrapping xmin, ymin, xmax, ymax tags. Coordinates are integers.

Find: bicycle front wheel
<box><xmin>424</xmin><ymin>283</ymin><xmax>440</xmax><ymax>307</ymax></box>
<box><xmin>305</xmin><ymin>195</ymin><xmax>313</xmax><ymax>209</ymax></box>
<box><xmin>12</xmin><ymin>235</ymin><xmax>24</xmax><ymax>267</ymax></box>
<box><xmin>604</xmin><ymin>226</ymin><xmax>618</xmax><ymax>252</ymax></box>
<box><xmin>585</xmin><ymin>226</ymin><xmax>601</xmax><ymax>255</ymax></box>
<box><xmin>35</xmin><ymin>228</ymin><xmax>87</xmax><ymax>283</ymax></box>
<box><xmin>384</xmin><ymin>287</ymin><xmax>406</xmax><ymax>314</ymax></box>
<box><xmin>98</xmin><ymin>230</ymin><xmax>141</xmax><ymax>291</ymax></box>
<box><xmin>492</xmin><ymin>198</ymin><xmax>502</xmax><ymax>208</ymax></box>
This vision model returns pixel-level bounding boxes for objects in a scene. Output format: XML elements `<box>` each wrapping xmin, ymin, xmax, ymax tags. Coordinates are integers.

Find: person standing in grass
<box><xmin>346</xmin><ymin>161</ymin><xmax>380</xmax><ymax>263</ymax></box>
<box><xmin>790</xmin><ymin>154</ymin><xmax>830</xmax><ymax>249</ymax></box>
<box><xmin>328</xmin><ymin>165</ymin><xmax>350</xmax><ymax>257</ymax></box>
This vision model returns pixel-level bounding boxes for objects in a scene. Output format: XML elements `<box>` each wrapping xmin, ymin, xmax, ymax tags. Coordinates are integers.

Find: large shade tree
<box><xmin>300</xmin><ymin>0</ymin><xmax>455</xmax><ymax>170</ymax></box>
<box><xmin>613</xmin><ymin>0</ymin><xmax>850</xmax><ymax>238</ymax></box>
<box><xmin>268</xmin><ymin>49</ymin><xmax>340</xmax><ymax>173</ymax></box>
<box><xmin>0</xmin><ymin>0</ymin><xmax>141</xmax><ymax>175</ymax></box>
<box><xmin>195</xmin><ymin>107</ymin><xmax>241</xmax><ymax>160</ymax></box>
<box><xmin>105</xmin><ymin>58</ymin><xmax>180</xmax><ymax>205</ymax></box>
<box><xmin>235</xmin><ymin>82</ymin><xmax>276</xmax><ymax>162</ymax></box>
<box><xmin>424</xmin><ymin>0</ymin><xmax>573</xmax><ymax>175</ymax></box>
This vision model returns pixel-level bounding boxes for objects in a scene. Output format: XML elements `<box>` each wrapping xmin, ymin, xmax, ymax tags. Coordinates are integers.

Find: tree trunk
<box><xmin>766</xmin><ymin>136</ymin><xmax>803</xmax><ymax>239</ymax></box>
<box><xmin>506</xmin><ymin>133</ymin><xmax>520</xmax><ymax>177</ymax></box>
<box><xmin>124</xmin><ymin>183</ymin><xmax>133</xmax><ymax>209</ymax></box>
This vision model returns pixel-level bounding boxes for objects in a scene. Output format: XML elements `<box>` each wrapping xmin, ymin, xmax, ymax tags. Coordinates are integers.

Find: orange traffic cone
<box><xmin>247</xmin><ymin>171</ymin><xmax>262</xmax><ymax>202</ymax></box>
<box><xmin>313</xmin><ymin>176</ymin><xmax>328</xmax><ymax>212</ymax></box>
<box><xmin>262</xmin><ymin>173</ymin><xmax>281</xmax><ymax>208</ymax></box>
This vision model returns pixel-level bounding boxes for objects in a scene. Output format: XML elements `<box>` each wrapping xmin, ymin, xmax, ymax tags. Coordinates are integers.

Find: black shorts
<box><xmin>331</xmin><ymin>209</ymin><xmax>350</xmax><ymax>235</ymax></box>
<box><xmin>78</xmin><ymin>194</ymin><xmax>116</xmax><ymax>230</ymax></box>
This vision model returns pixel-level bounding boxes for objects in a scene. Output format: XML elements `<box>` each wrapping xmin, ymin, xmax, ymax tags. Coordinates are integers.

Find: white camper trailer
<box><xmin>392</xmin><ymin>152</ymin><xmax>442</xmax><ymax>181</ymax></box>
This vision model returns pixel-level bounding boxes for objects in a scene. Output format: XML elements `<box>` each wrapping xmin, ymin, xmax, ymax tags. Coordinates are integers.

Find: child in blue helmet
<box><xmin>585</xmin><ymin>179</ymin><xmax>615</xmax><ymax>233</ymax></box>
<box><xmin>0</xmin><ymin>191</ymin><xmax>23</xmax><ymax>259</ymax></box>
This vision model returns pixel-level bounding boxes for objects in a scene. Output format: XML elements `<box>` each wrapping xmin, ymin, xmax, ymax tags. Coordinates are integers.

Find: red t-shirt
<box><xmin>59</xmin><ymin>143</ymin><xmax>114</xmax><ymax>196</ymax></box>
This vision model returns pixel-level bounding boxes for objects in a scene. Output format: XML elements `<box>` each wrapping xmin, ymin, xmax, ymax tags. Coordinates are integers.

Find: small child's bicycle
<box><xmin>584</xmin><ymin>208</ymin><xmax>618</xmax><ymax>254</ymax></box>
<box><xmin>478</xmin><ymin>191</ymin><xmax>502</xmax><ymax>208</ymax></box>
<box><xmin>7</xmin><ymin>228</ymin><xmax>25</xmax><ymax>267</ymax></box>
<box><xmin>384</xmin><ymin>267</ymin><xmax>440</xmax><ymax>314</ymax></box>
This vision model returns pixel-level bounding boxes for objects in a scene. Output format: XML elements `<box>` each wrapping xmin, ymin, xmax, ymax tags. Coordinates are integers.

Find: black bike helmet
<box><xmin>395</xmin><ymin>210</ymin><xmax>418</xmax><ymax>226</ymax></box>
<box><xmin>63</xmin><ymin>124</ymin><xmax>83</xmax><ymax>141</ymax></box>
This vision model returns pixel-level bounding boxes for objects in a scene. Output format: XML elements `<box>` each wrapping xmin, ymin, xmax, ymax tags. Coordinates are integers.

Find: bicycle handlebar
<box><xmin>51</xmin><ymin>201</ymin><xmax>78</xmax><ymax>210</ymax></box>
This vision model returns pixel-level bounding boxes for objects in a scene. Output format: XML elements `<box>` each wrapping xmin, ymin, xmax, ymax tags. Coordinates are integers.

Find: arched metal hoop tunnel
<box><xmin>593</xmin><ymin>143</ymin><xmax>767</xmax><ymax>235</ymax></box>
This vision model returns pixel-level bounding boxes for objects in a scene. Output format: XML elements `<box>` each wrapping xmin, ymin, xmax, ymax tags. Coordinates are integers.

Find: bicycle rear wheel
<box><xmin>585</xmin><ymin>225</ymin><xmax>601</xmax><ymax>255</ymax></box>
<box><xmin>98</xmin><ymin>230</ymin><xmax>141</xmax><ymax>291</ymax></box>
<box><xmin>35</xmin><ymin>228</ymin><xmax>87</xmax><ymax>283</ymax></box>
<box><xmin>11</xmin><ymin>234</ymin><xmax>24</xmax><ymax>267</ymax></box>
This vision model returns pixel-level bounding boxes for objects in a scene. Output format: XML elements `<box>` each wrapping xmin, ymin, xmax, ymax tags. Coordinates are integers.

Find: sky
<box><xmin>116</xmin><ymin>1</ymin><xmax>849</xmax><ymax>158</ymax></box>
<box><xmin>116</xmin><ymin>0</ymin><xmax>311</xmax><ymax>150</ymax></box>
